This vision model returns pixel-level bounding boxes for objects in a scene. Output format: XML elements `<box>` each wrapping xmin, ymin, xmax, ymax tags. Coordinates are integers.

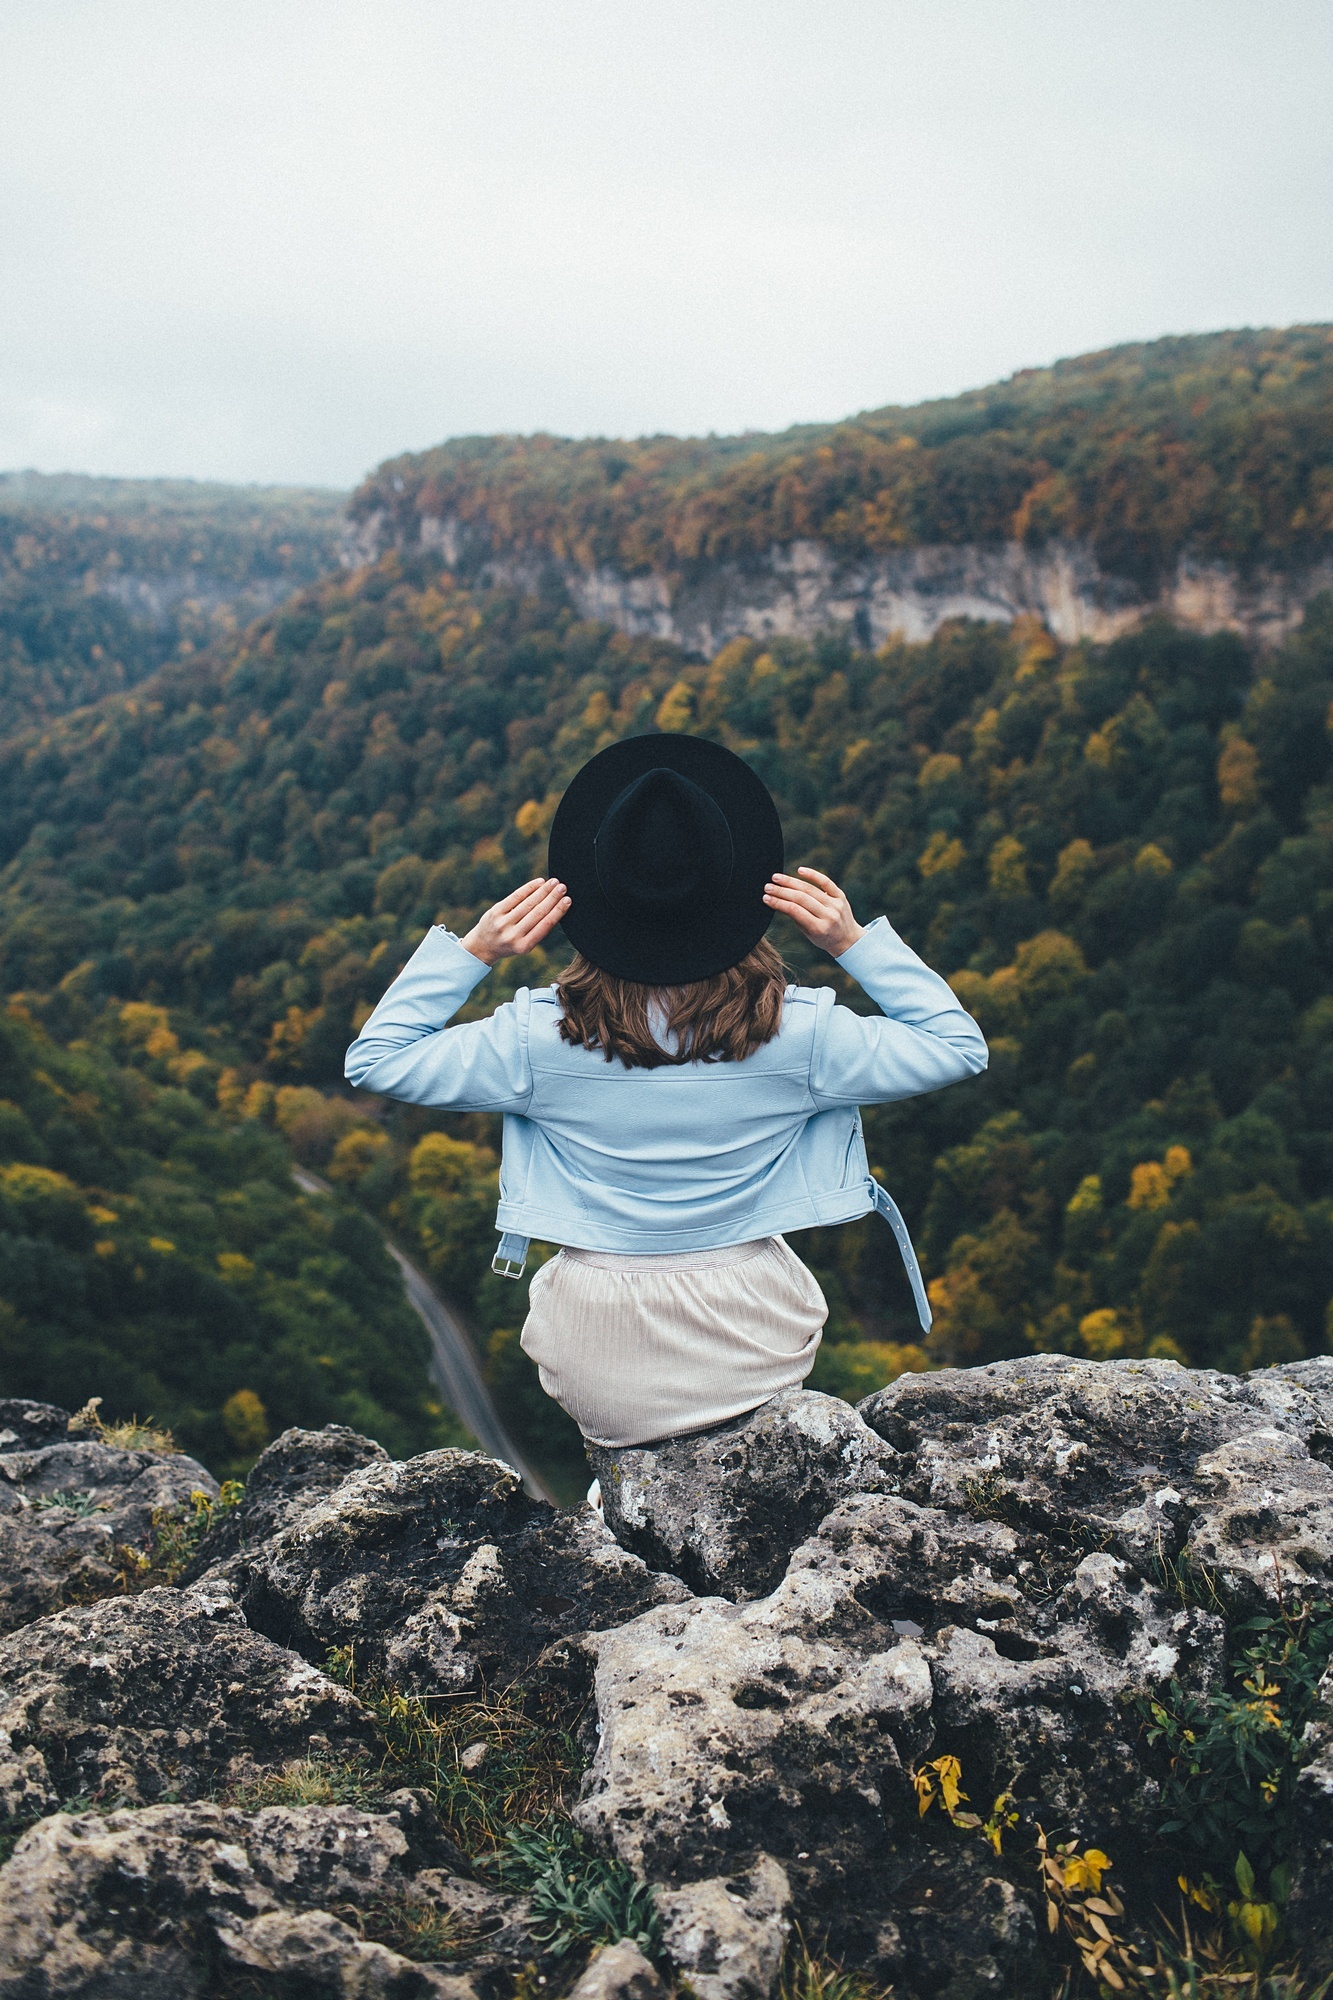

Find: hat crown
<box><xmin>594</xmin><ymin>767</ymin><xmax>734</xmax><ymax>923</ymax></box>
<box><xmin>547</xmin><ymin>733</ymin><xmax>783</xmax><ymax>984</ymax></box>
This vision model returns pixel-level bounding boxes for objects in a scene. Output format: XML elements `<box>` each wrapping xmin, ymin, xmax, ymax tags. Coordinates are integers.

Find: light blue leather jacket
<box><xmin>344</xmin><ymin>918</ymin><xmax>987</xmax><ymax>1331</ymax></box>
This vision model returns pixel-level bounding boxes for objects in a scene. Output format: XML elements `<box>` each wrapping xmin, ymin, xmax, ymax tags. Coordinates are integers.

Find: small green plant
<box><xmin>1141</xmin><ymin>1590</ymin><xmax>1333</xmax><ymax>1935</ymax></box>
<box><xmin>1140</xmin><ymin>1898</ymin><xmax>1333</xmax><ymax>1999</ymax></box>
<box><xmin>779</xmin><ymin>1929</ymin><xmax>894</xmax><ymax>2000</ymax></box>
<box><xmin>1148</xmin><ymin>1541</ymin><xmax>1229</xmax><ymax>1618</ymax></box>
<box><xmin>69</xmin><ymin>1396</ymin><xmax>179</xmax><ymax>1454</ymax></box>
<box><xmin>492</xmin><ymin>1817</ymin><xmax>661</xmax><ymax>1963</ymax></box>
<box><xmin>24</xmin><ymin>1487</ymin><xmax>107</xmax><ymax>1517</ymax></box>
<box><xmin>112</xmin><ymin>1481</ymin><xmax>245</xmax><ymax>1593</ymax></box>
<box><xmin>325</xmin><ymin>1645</ymin><xmax>580</xmax><ymax>1855</ymax></box>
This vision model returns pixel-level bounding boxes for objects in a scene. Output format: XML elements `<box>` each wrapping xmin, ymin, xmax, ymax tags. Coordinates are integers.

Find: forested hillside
<box><xmin>0</xmin><ymin>472</ymin><xmax>344</xmax><ymax>738</ymax></box>
<box><xmin>355</xmin><ymin>324</ymin><xmax>1333</xmax><ymax>590</ymax></box>
<box><xmin>1</xmin><ymin>534</ymin><xmax>1332</xmax><ymax>1484</ymax></box>
<box><xmin>0</xmin><ymin>987</ymin><xmax>462</xmax><ymax>1474</ymax></box>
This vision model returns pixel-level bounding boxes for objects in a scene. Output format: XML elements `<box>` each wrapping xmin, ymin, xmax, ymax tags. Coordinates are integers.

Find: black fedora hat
<box><xmin>548</xmin><ymin>734</ymin><xmax>784</xmax><ymax>983</ymax></box>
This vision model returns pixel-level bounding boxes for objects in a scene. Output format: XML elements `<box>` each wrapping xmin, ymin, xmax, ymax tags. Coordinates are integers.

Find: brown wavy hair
<box><xmin>556</xmin><ymin>939</ymin><xmax>788</xmax><ymax>1069</ymax></box>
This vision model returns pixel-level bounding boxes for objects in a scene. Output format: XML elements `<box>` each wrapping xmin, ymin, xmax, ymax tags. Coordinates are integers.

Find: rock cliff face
<box><xmin>345</xmin><ymin>510</ymin><xmax>1333</xmax><ymax>654</ymax></box>
<box><xmin>0</xmin><ymin>1357</ymin><xmax>1331</xmax><ymax>1997</ymax></box>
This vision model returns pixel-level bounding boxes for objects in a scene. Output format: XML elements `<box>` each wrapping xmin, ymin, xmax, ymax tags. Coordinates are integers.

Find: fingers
<box><xmin>762</xmin><ymin>890</ymin><xmax>828</xmax><ymax>937</ymax></box>
<box><xmin>511</xmin><ymin>883</ymin><xmax>569</xmax><ymax>944</ymax></box>
<box><xmin>764</xmin><ymin>868</ymin><xmax>848</xmax><ymax>948</ymax></box>
<box><xmin>513</xmin><ymin>895</ymin><xmax>571</xmax><ymax>949</ymax></box>
<box><xmin>494</xmin><ymin>876</ymin><xmax>547</xmax><ymax>915</ymax></box>
<box><xmin>495</xmin><ymin>877</ymin><xmax>562</xmax><ymax>928</ymax></box>
<box><xmin>768</xmin><ymin>870</ymin><xmax>842</xmax><ymax>907</ymax></box>
<box><xmin>764</xmin><ymin>879</ymin><xmax>822</xmax><ymax>908</ymax></box>
<box><xmin>765</xmin><ymin>881</ymin><xmax>836</xmax><ymax>921</ymax></box>
<box><xmin>497</xmin><ymin>879</ymin><xmax>568</xmax><ymax>954</ymax></box>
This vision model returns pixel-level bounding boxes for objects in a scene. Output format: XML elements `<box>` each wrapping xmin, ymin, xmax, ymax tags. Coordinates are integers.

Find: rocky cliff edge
<box><xmin>0</xmin><ymin>1355</ymin><xmax>1331</xmax><ymax>1998</ymax></box>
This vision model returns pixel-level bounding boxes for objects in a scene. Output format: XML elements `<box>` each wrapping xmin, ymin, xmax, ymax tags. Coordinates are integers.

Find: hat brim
<box><xmin>547</xmin><ymin>735</ymin><xmax>784</xmax><ymax>983</ymax></box>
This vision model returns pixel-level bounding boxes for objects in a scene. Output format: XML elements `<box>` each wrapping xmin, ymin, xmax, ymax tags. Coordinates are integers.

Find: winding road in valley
<box><xmin>290</xmin><ymin>1165</ymin><xmax>554</xmax><ymax>1502</ymax></box>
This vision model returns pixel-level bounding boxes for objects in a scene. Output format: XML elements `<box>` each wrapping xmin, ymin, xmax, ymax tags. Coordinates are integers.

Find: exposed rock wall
<box><xmin>345</xmin><ymin>509</ymin><xmax>1333</xmax><ymax>654</ymax></box>
<box><xmin>97</xmin><ymin>568</ymin><xmax>305</xmax><ymax>628</ymax></box>
<box><xmin>1</xmin><ymin>1357</ymin><xmax>1331</xmax><ymax>1996</ymax></box>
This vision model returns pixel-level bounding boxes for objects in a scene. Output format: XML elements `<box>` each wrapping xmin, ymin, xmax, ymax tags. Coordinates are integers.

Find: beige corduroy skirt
<box><xmin>518</xmin><ymin>1236</ymin><xmax>827</xmax><ymax>1448</ymax></box>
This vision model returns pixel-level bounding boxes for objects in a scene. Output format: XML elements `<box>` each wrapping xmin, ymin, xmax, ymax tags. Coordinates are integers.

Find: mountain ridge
<box><xmin>348</xmin><ymin>325</ymin><xmax>1333</xmax><ymax>652</ymax></box>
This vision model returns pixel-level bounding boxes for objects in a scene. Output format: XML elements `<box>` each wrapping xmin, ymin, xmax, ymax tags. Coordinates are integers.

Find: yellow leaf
<box><xmin>1062</xmin><ymin>1845</ymin><xmax>1113</xmax><ymax>1894</ymax></box>
<box><xmin>926</xmin><ymin>1754</ymin><xmax>969</xmax><ymax>1818</ymax></box>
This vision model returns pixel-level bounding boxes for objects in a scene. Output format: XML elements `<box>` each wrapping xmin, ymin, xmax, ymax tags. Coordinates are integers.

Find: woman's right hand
<box><xmin>764</xmin><ymin>867</ymin><xmax>864</xmax><ymax>956</ymax></box>
<box><xmin>460</xmin><ymin>878</ymin><xmax>570</xmax><ymax>966</ymax></box>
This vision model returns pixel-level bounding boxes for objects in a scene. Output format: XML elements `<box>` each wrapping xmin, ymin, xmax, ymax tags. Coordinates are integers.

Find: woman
<box><xmin>346</xmin><ymin>735</ymin><xmax>986</xmax><ymax>1453</ymax></box>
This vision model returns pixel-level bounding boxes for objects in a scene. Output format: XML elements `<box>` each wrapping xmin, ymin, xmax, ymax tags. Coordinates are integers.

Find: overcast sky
<box><xmin>2</xmin><ymin>0</ymin><xmax>1331</xmax><ymax>491</ymax></box>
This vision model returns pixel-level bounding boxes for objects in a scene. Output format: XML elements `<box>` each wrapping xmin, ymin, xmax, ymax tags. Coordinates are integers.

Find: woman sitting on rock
<box><xmin>346</xmin><ymin>736</ymin><xmax>987</xmax><ymax>1454</ymax></box>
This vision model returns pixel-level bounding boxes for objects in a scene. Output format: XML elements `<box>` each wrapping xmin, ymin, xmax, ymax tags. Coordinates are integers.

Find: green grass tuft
<box><xmin>325</xmin><ymin>1644</ymin><xmax>581</xmax><ymax>1856</ymax></box>
<box><xmin>779</xmin><ymin>1931</ymin><xmax>894</xmax><ymax>2000</ymax></box>
<box><xmin>225</xmin><ymin>1756</ymin><xmax>392</xmax><ymax>1813</ymax></box>
<box><xmin>329</xmin><ymin>1891</ymin><xmax>482</xmax><ymax>1964</ymax></box>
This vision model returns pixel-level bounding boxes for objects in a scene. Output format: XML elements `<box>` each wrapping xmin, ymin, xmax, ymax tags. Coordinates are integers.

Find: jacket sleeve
<box><xmin>344</xmin><ymin>929</ymin><xmax>535</xmax><ymax>1113</ymax></box>
<box><xmin>809</xmin><ymin>916</ymin><xmax>988</xmax><ymax>1109</ymax></box>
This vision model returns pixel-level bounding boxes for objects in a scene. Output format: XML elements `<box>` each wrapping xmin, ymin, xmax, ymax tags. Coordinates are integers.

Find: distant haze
<box><xmin>1</xmin><ymin>0</ymin><xmax>1331</xmax><ymax>489</ymax></box>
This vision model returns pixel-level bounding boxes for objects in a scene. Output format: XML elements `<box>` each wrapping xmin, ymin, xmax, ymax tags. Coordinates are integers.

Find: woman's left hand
<box><xmin>460</xmin><ymin>878</ymin><xmax>570</xmax><ymax>966</ymax></box>
<box><xmin>764</xmin><ymin>868</ymin><xmax>864</xmax><ymax>956</ymax></box>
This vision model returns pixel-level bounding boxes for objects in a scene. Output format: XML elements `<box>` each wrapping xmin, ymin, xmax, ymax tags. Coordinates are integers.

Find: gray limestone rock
<box><xmin>0</xmin><ymin>1435</ymin><xmax>217</xmax><ymax>1634</ymax></box>
<box><xmin>219</xmin><ymin>1908</ymin><xmax>478</xmax><ymax>1996</ymax></box>
<box><xmin>656</xmin><ymin>1856</ymin><xmax>791</xmax><ymax>2000</ymax></box>
<box><xmin>179</xmin><ymin>1421</ymin><xmax>391</xmax><ymax>1583</ymax></box>
<box><xmin>567</xmin><ymin>1939</ymin><xmax>670</xmax><ymax>2000</ymax></box>
<box><xmin>585</xmin><ymin>1389</ymin><xmax>899</xmax><ymax>1599</ymax></box>
<box><xmin>575</xmin><ymin>1481</ymin><xmax>1223</xmax><ymax>1975</ymax></box>
<box><xmin>0</xmin><ymin>1798</ymin><xmax>502</xmax><ymax>1997</ymax></box>
<box><xmin>232</xmin><ymin>1446</ymin><xmax>690</xmax><ymax>1692</ymax></box>
<box><xmin>0</xmin><ymin>1580</ymin><xmax>383</xmax><ymax>1822</ymax></box>
<box><xmin>888</xmin><ymin>1849</ymin><xmax>1041</xmax><ymax>2000</ymax></box>
<box><xmin>0</xmin><ymin>1399</ymin><xmax>71</xmax><ymax>1453</ymax></box>
<box><xmin>0</xmin><ymin>1365</ymin><xmax>1327</xmax><ymax>1997</ymax></box>
<box><xmin>574</xmin><ymin>1579</ymin><xmax>934</xmax><ymax>1893</ymax></box>
<box><xmin>859</xmin><ymin>1353</ymin><xmax>1333</xmax><ymax>1610</ymax></box>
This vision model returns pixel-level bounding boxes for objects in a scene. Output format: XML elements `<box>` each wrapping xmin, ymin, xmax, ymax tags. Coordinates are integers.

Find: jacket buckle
<box><xmin>491</xmin><ymin>1231</ymin><xmax>530</xmax><ymax>1280</ymax></box>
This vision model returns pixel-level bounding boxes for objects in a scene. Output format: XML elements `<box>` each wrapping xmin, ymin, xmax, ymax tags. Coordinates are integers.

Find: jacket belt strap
<box><xmin>870</xmin><ymin>1181</ymin><xmax>933</xmax><ymax>1332</ymax></box>
<box><xmin>492</xmin><ymin>1231</ymin><xmax>530</xmax><ymax>1279</ymax></box>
